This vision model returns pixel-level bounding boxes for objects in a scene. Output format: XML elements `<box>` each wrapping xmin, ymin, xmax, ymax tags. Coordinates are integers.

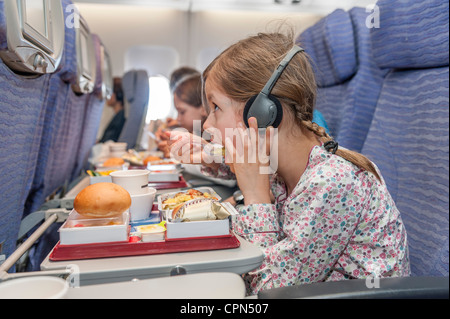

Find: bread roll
<box><xmin>74</xmin><ymin>182</ymin><xmax>131</xmax><ymax>218</ymax></box>
<box><xmin>143</xmin><ymin>156</ymin><xmax>161</xmax><ymax>166</ymax></box>
<box><xmin>103</xmin><ymin>157</ymin><xmax>124</xmax><ymax>167</ymax></box>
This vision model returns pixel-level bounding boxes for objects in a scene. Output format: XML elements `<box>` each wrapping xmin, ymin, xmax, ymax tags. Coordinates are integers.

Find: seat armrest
<box><xmin>258</xmin><ymin>276</ymin><xmax>449</xmax><ymax>299</ymax></box>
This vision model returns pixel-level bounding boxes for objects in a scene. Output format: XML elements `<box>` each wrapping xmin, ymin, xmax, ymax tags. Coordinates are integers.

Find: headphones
<box><xmin>243</xmin><ymin>45</ymin><xmax>305</xmax><ymax>128</ymax></box>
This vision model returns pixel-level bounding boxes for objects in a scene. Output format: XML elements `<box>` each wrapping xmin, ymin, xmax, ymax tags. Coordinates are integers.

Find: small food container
<box><xmin>109</xmin><ymin>142</ymin><xmax>127</xmax><ymax>157</ymax></box>
<box><xmin>157</xmin><ymin>187</ymin><xmax>221</xmax><ymax>212</ymax></box>
<box><xmin>163</xmin><ymin>199</ymin><xmax>238</xmax><ymax>239</ymax></box>
<box><xmin>59</xmin><ymin>210</ymin><xmax>129</xmax><ymax>245</ymax></box>
<box><xmin>147</xmin><ymin>164</ymin><xmax>182</xmax><ymax>182</ymax></box>
<box><xmin>129</xmin><ymin>187</ymin><xmax>157</xmax><ymax>221</ymax></box>
<box><xmin>135</xmin><ymin>222</ymin><xmax>166</xmax><ymax>242</ymax></box>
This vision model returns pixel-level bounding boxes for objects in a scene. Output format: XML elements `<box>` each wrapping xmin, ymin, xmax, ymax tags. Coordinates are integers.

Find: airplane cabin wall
<box><xmin>76</xmin><ymin>4</ymin><xmax>322</xmax><ymax>75</ymax></box>
<box><xmin>190</xmin><ymin>10</ymin><xmax>322</xmax><ymax>70</ymax></box>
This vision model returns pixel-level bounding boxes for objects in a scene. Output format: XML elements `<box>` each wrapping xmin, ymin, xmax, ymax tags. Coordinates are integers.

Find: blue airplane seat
<box><xmin>297</xmin><ymin>8</ymin><xmax>387</xmax><ymax>152</ymax></box>
<box><xmin>37</xmin><ymin>4</ymin><xmax>96</xmax><ymax>202</ymax></box>
<box><xmin>118</xmin><ymin>69</ymin><xmax>150</xmax><ymax>149</ymax></box>
<box><xmin>361</xmin><ymin>0</ymin><xmax>449</xmax><ymax>277</ymax></box>
<box><xmin>71</xmin><ymin>34</ymin><xmax>106</xmax><ymax>179</ymax></box>
<box><xmin>23</xmin><ymin>1</ymin><xmax>101</xmax><ymax>271</ymax></box>
<box><xmin>24</xmin><ymin>0</ymin><xmax>82</xmax><ymax>216</ymax></box>
<box><xmin>0</xmin><ymin>2</ymin><xmax>55</xmax><ymax>264</ymax></box>
<box><xmin>297</xmin><ymin>9</ymin><xmax>356</xmax><ymax>142</ymax></box>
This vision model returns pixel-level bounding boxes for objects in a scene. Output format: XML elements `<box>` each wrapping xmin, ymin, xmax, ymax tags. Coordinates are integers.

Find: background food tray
<box><xmin>148</xmin><ymin>175</ymin><xmax>187</xmax><ymax>190</ymax></box>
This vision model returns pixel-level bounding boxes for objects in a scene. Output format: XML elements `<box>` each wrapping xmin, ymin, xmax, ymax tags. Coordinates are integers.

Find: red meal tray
<box><xmin>148</xmin><ymin>175</ymin><xmax>188</xmax><ymax>190</ymax></box>
<box><xmin>49</xmin><ymin>233</ymin><xmax>240</xmax><ymax>262</ymax></box>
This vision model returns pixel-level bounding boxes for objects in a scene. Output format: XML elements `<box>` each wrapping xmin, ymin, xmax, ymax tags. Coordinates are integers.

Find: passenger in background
<box><xmin>171</xmin><ymin>31</ymin><xmax>410</xmax><ymax>295</ymax></box>
<box><xmin>98</xmin><ymin>78</ymin><xmax>126</xmax><ymax>143</ymax></box>
<box><xmin>171</xmin><ymin>67</ymin><xmax>207</xmax><ymax>135</ymax></box>
<box><xmin>157</xmin><ymin>67</ymin><xmax>207</xmax><ymax>157</ymax></box>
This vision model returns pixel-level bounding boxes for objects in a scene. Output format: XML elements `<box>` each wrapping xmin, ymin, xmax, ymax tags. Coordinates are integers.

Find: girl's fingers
<box><xmin>248</xmin><ymin>119</ymin><xmax>257</xmax><ymax>162</ymax></box>
<box><xmin>224</xmin><ymin>137</ymin><xmax>235</xmax><ymax>164</ymax></box>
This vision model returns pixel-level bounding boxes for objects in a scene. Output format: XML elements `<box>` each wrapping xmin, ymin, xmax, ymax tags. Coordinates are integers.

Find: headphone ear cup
<box><xmin>243</xmin><ymin>94</ymin><xmax>283</xmax><ymax>128</ymax></box>
<box><xmin>243</xmin><ymin>95</ymin><xmax>258</xmax><ymax>128</ymax></box>
<box><xmin>267</xmin><ymin>94</ymin><xmax>283</xmax><ymax>128</ymax></box>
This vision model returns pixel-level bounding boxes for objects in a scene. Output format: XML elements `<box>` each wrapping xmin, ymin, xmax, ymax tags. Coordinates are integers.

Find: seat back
<box><xmin>72</xmin><ymin>34</ymin><xmax>106</xmax><ymax>178</ymax></box>
<box><xmin>297</xmin><ymin>9</ymin><xmax>356</xmax><ymax>142</ymax></box>
<box><xmin>0</xmin><ymin>1</ymin><xmax>64</xmax><ymax>262</ymax></box>
<box><xmin>297</xmin><ymin>8</ymin><xmax>387</xmax><ymax>152</ymax></box>
<box><xmin>24</xmin><ymin>0</ymin><xmax>95</xmax><ymax>215</ymax></box>
<box><xmin>118</xmin><ymin>69</ymin><xmax>149</xmax><ymax>149</ymax></box>
<box><xmin>42</xmin><ymin>10</ymin><xmax>96</xmax><ymax>195</ymax></box>
<box><xmin>361</xmin><ymin>0</ymin><xmax>449</xmax><ymax>276</ymax></box>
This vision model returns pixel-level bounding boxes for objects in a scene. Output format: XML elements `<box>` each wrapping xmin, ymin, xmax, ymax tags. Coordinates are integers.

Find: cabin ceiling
<box><xmin>73</xmin><ymin>0</ymin><xmax>375</xmax><ymax>15</ymax></box>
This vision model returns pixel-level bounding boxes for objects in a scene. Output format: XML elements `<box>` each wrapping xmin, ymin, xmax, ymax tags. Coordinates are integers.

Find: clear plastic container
<box><xmin>59</xmin><ymin>210</ymin><xmax>129</xmax><ymax>245</ymax></box>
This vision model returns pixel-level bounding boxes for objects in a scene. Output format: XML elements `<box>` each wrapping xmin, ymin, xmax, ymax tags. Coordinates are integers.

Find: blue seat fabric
<box><xmin>361</xmin><ymin>0</ymin><xmax>449</xmax><ymax>277</ymax></box>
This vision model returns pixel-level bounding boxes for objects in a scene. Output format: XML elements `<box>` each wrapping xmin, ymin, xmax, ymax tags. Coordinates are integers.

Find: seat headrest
<box><xmin>58</xmin><ymin>0</ymin><xmax>79</xmax><ymax>83</ymax></box>
<box><xmin>371</xmin><ymin>0</ymin><xmax>449</xmax><ymax>69</ymax></box>
<box><xmin>297</xmin><ymin>9</ymin><xmax>357</xmax><ymax>88</ymax></box>
<box><xmin>122</xmin><ymin>69</ymin><xmax>149</xmax><ymax>103</ymax></box>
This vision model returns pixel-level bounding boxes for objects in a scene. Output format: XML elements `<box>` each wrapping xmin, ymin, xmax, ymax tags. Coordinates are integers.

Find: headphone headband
<box><xmin>171</xmin><ymin>72</ymin><xmax>200</xmax><ymax>93</ymax></box>
<box><xmin>243</xmin><ymin>45</ymin><xmax>305</xmax><ymax>128</ymax></box>
<box><xmin>261</xmin><ymin>45</ymin><xmax>305</xmax><ymax>96</ymax></box>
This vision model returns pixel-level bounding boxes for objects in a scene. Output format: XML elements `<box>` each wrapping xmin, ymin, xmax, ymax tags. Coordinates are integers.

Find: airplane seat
<box><xmin>344</xmin><ymin>6</ymin><xmax>390</xmax><ymax>151</ymax></box>
<box><xmin>361</xmin><ymin>0</ymin><xmax>449</xmax><ymax>277</ymax></box>
<box><xmin>297</xmin><ymin>8</ymin><xmax>387</xmax><ymax>152</ymax></box>
<box><xmin>24</xmin><ymin>0</ymin><xmax>82</xmax><ymax>216</ymax></box>
<box><xmin>0</xmin><ymin>0</ymin><xmax>63</xmax><ymax>265</ymax></box>
<box><xmin>297</xmin><ymin>9</ymin><xmax>356</xmax><ymax>143</ymax></box>
<box><xmin>118</xmin><ymin>69</ymin><xmax>150</xmax><ymax>149</ymax></box>
<box><xmin>39</xmin><ymin>12</ymin><xmax>96</xmax><ymax>199</ymax></box>
<box><xmin>23</xmin><ymin>3</ymin><xmax>101</xmax><ymax>271</ymax></box>
<box><xmin>71</xmin><ymin>34</ymin><xmax>106</xmax><ymax>179</ymax></box>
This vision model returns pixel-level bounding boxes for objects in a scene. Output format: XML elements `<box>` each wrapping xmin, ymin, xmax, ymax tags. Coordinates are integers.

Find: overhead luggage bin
<box><xmin>0</xmin><ymin>0</ymin><xmax>64</xmax><ymax>74</ymax></box>
<box><xmin>72</xmin><ymin>16</ymin><xmax>96</xmax><ymax>94</ymax></box>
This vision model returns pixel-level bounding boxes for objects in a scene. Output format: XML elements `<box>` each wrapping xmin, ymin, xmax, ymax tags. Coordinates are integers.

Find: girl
<box><xmin>171</xmin><ymin>66</ymin><xmax>207</xmax><ymax>135</ymax></box>
<box><xmin>172</xmin><ymin>32</ymin><xmax>410</xmax><ymax>295</ymax></box>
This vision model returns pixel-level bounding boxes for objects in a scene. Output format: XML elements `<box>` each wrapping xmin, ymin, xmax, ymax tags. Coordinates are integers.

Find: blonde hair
<box><xmin>203</xmin><ymin>31</ymin><xmax>381</xmax><ymax>182</ymax></box>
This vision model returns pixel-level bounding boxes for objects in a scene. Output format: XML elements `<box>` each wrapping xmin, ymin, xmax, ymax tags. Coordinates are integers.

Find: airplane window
<box><xmin>145</xmin><ymin>76</ymin><xmax>172</xmax><ymax>123</ymax></box>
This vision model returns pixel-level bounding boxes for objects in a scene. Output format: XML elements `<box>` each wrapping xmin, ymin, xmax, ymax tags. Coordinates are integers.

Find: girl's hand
<box><xmin>167</xmin><ymin>131</ymin><xmax>222</xmax><ymax>170</ymax></box>
<box><xmin>224</xmin><ymin>117</ymin><xmax>274</xmax><ymax>205</ymax></box>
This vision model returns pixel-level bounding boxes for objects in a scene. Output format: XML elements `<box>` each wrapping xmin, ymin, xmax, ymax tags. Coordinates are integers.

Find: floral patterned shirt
<box><xmin>204</xmin><ymin>145</ymin><xmax>410</xmax><ymax>295</ymax></box>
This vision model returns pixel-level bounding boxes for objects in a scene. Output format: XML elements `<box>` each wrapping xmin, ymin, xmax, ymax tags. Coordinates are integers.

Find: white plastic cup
<box><xmin>110</xmin><ymin>169</ymin><xmax>150</xmax><ymax>195</ymax></box>
<box><xmin>0</xmin><ymin>276</ymin><xmax>69</xmax><ymax>299</ymax></box>
<box><xmin>129</xmin><ymin>187</ymin><xmax>157</xmax><ymax>221</ymax></box>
